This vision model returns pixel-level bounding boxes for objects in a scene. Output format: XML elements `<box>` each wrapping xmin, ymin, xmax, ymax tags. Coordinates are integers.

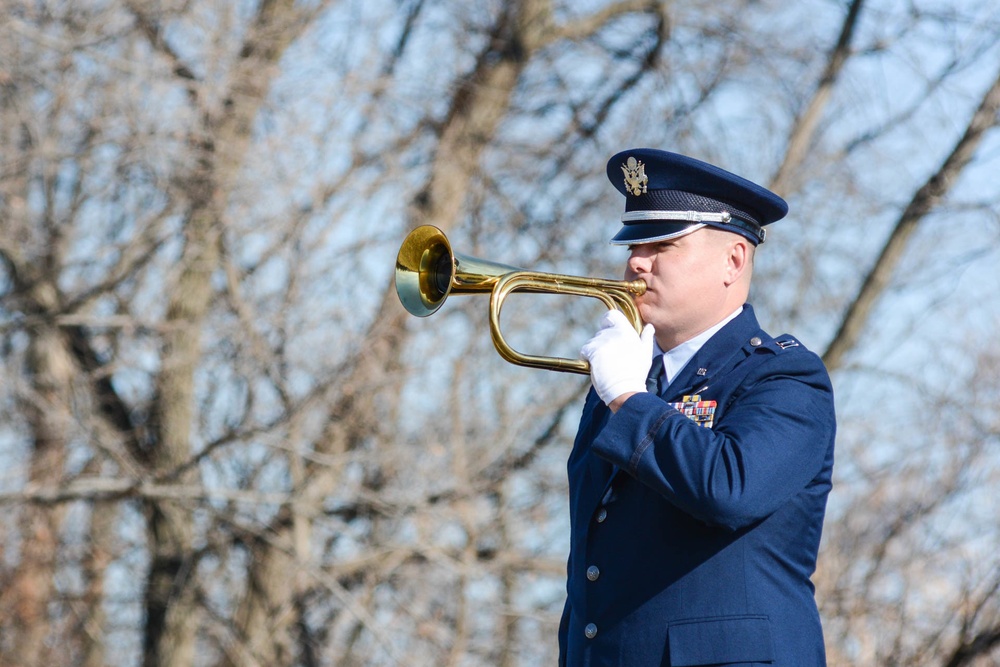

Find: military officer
<box><xmin>560</xmin><ymin>148</ymin><xmax>836</xmax><ymax>666</ymax></box>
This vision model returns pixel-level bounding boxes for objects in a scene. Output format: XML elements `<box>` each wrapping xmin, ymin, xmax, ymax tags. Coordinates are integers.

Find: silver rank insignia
<box><xmin>667</xmin><ymin>394</ymin><xmax>717</xmax><ymax>428</ymax></box>
<box><xmin>621</xmin><ymin>156</ymin><xmax>648</xmax><ymax>196</ymax></box>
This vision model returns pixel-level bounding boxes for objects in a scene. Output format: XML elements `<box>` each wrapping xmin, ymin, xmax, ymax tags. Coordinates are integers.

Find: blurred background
<box><xmin>1</xmin><ymin>0</ymin><xmax>999</xmax><ymax>665</ymax></box>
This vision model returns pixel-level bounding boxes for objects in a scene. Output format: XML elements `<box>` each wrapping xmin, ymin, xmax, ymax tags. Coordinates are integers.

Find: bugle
<box><xmin>394</xmin><ymin>225</ymin><xmax>646</xmax><ymax>374</ymax></box>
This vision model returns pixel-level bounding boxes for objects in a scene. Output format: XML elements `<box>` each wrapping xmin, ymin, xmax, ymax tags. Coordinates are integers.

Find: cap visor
<box><xmin>610</xmin><ymin>222</ymin><xmax>705</xmax><ymax>245</ymax></box>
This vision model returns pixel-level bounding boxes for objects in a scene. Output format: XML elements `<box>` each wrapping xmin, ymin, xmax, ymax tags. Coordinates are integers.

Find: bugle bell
<box><xmin>394</xmin><ymin>225</ymin><xmax>646</xmax><ymax>374</ymax></box>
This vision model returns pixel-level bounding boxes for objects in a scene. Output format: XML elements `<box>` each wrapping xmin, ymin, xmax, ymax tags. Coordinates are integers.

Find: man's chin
<box><xmin>637</xmin><ymin>304</ymin><xmax>659</xmax><ymax>327</ymax></box>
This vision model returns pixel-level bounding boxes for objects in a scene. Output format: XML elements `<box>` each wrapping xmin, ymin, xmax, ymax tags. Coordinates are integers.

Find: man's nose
<box><xmin>628</xmin><ymin>249</ymin><xmax>653</xmax><ymax>273</ymax></box>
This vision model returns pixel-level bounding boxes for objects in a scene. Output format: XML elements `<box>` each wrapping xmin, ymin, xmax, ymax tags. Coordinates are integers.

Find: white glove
<box><xmin>580</xmin><ymin>310</ymin><xmax>656</xmax><ymax>406</ymax></box>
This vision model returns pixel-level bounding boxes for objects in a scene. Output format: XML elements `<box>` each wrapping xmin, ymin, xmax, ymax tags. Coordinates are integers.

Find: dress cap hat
<box><xmin>607</xmin><ymin>148</ymin><xmax>787</xmax><ymax>246</ymax></box>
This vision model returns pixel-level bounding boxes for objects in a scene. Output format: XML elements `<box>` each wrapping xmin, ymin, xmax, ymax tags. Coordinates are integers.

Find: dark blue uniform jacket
<box><xmin>559</xmin><ymin>305</ymin><xmax>836</xmax><ymax>666</ymax></box>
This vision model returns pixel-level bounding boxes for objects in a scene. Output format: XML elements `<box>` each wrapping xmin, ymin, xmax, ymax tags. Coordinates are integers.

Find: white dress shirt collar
<box><xmin>653</xmin><ymin>306</ymin><xmax>743</xmax><ymax>385</ymax></box>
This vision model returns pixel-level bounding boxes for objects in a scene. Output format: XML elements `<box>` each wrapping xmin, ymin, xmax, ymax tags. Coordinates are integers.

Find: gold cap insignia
<box><xmin>621</xmin><ymin>156</ymin><xmax>648</xmax><ymax>196</ymax></box>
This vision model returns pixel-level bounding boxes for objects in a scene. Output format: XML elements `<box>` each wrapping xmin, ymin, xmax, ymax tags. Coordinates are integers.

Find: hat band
<box><xmin>621</xmin><ymin>209</ymin><xmax>765</xmax><ymax>244</ymax></box>
<box><xmin>622</xmin><ymin>210</ymin><xmax>733</xmax><ymax>224</ymax></box>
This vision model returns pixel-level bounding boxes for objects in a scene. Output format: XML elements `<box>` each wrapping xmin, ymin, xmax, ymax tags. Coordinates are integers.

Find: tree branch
<box><xmin>769</xmin><ymin>0</ymin><xmax>865</xmax><ymax>195</ymax></box>
<box><xmin>823</xmin><ymin>65</ymin><xmax>1000</xmax><ymax>371</ymax></box>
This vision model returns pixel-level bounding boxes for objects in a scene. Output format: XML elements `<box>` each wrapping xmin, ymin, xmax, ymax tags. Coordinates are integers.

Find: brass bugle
<box><xmin>394</xmin><ymin>225</ymin><xmax>647</xmax><ymax>374</ymax></box>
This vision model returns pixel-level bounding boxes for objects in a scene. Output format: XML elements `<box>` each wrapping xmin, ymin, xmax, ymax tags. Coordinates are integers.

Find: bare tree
<box><xmin>2</xmin><ymin>1</ymin><xmax>1000</xmax><ymax>666</ymax></box>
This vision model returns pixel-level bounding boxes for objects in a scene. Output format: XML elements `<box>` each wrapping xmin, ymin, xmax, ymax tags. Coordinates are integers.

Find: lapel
<box><xmin>660</xmin><ymin>305</ymin><xmax>761</xmax><ymax>401</ymax></box>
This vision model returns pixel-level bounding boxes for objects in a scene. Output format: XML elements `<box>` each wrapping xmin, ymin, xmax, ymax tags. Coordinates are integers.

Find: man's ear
<box><xmin>724</xmin><ymin>238</ymin><xmax>751</xmax><ymax>286</ymax></box>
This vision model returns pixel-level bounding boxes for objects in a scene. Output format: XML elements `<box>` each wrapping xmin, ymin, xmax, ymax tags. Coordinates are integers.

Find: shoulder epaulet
<box><xmin>767</xmin><ymin>335</ymin><xmax>802</xmax><ymax>353</ymax></box>
<box><xmin>747</xmin><ymin>333</ymin><xmax>802</xmax><ymax>355</ymax></box>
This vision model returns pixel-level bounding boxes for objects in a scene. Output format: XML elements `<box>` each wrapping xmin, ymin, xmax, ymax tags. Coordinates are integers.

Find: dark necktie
<box><xmin>645</xmin><ymin>354</ymin><xmax>664</xmax><ymax>394</ymax></box>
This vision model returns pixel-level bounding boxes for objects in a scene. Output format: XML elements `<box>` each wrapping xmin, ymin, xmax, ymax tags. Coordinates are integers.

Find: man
<box><xmin>560</xmin><ymin>148</ymin><xmax>836</xmax><ymax>666</ymax></box>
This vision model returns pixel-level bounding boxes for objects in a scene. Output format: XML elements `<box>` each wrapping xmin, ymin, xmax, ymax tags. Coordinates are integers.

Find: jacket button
<box><xmin>595</xmin><ymin>507</ymin><xmax>607</xmax><ymax>523</ymax></box>
<box><xmin>750</xmin><ymin>336</ymin><xmax>762</xmax><ymax>346</ymax></box>
<box><xmin>586</xmin><ymin>565</ymin><xmax>600</xmax><ymax>581</ymax></box>
<box><xmin>584</xmin><ymin>623</ymin><xmax>598</xmax><ymax>639</ymax></box>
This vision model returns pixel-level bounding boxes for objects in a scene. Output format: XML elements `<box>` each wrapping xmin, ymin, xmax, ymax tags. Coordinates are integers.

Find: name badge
<box><xmin>667</xmin><ymin>394</ymin><xmax>717</xmax><ymax>428</ymax></box>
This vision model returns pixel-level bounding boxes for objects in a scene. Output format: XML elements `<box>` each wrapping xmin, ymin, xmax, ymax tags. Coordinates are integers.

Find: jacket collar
<box><xmin>661</xmin><ymin>304</ymin><xmax>762</xmax><ymax>400</ymax></box>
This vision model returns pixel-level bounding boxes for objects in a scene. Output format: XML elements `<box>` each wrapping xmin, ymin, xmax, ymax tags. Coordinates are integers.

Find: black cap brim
<box><xmin>610</xmin><ymin>221</ymin><xmax>704</xmax><ymax>245</ymax></box>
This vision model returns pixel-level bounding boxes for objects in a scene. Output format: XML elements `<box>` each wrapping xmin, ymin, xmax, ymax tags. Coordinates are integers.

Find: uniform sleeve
<box><xmin>590</xmin><ymin>350</ymin><xmax>835</xmax><ymax>531</ymax></box>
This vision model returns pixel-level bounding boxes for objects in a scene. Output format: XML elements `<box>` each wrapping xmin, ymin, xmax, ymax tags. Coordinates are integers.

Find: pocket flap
<box><xmin>668</xmin><ymin>615</ymin><xmax>774</xmax><ymax>666</ymax></box>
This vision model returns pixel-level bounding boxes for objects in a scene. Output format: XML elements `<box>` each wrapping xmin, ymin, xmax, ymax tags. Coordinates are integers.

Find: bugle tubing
<box><xmin>395</xmin><ymin>225</ymin><xmax>647</xmax><ymax>374</ymax></box>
